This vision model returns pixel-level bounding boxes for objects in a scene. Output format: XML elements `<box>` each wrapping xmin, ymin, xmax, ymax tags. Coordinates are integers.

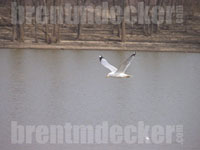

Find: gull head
<box><xmin>106</xmin><ymin>72</ymin><xmax>115</xmax><ymax>78</ymax></box>
<box><xmin>106</xmin><ymin>74</ymin><xmax>111</xmax><ymax>78</ymax></box>
<box><xmin>99</xmin><ymin>56</ymin><xmax>103</xmax><ymax>61</ymax></box>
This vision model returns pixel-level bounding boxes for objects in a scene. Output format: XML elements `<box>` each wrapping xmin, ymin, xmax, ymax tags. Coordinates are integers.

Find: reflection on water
<box><xmin>0</xmin><ymin>49</ymin><xmax>200</xmax><ymax>150</ymax></box>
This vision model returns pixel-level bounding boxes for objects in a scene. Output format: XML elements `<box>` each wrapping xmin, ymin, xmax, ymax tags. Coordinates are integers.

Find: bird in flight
<box><xmin>99</xmin><ymin>52</ymin><xmax>136</xmax><ymax>78</ymax></box>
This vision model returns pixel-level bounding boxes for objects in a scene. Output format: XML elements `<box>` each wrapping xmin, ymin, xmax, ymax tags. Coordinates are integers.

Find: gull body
<box><xmin>99</xmin><ymin>52</ymin><xmax>136</xmax><ymax>78</ymax></box>
<box><xmin>107</xmin><ymin>72</ymin><xmax>131</xmax><ymax>78</ymax></box>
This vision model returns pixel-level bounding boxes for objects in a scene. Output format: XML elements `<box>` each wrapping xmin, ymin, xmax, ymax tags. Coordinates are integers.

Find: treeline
<box><xmin>0</xmin><ymin>0</ymin><xmax>199</xmax><ymax>43</ymax></box>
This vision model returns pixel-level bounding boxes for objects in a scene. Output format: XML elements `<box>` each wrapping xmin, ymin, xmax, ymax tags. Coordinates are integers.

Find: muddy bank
<box><xmin>0</xmin><ymin>40</ymin><xmax>199</xmax><ymax>53</ymax></box>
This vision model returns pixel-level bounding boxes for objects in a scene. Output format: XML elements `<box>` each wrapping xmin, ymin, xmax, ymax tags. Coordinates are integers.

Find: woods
<box><xmin>0</xmin><ymin>0</ymin><xmax>199</xmax><ymax>44</ymax></box>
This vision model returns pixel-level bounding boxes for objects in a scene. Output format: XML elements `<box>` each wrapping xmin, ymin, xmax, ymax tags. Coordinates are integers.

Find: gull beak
<box><xmin>126</xmin><ymin>75</ymin><xmax>132</xmax><ymax>78</ymax></box>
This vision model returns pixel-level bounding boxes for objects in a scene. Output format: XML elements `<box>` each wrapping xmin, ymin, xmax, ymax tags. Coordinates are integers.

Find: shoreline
<box><xmin>0</xmin><ymin>40</ymin><xmax>200</xmax><ymax>53</ymax></box>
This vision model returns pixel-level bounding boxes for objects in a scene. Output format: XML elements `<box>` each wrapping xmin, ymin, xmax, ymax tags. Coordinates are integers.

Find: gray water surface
<box><xmin>0</xmin><ymin>49</ymin><xmax>200</xmax><ymax>150</ymax></box>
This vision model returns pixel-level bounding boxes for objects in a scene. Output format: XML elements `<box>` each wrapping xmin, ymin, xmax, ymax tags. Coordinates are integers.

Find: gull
<box><xmin>99</xmin><ymin>52</ymin><xmax>136</xmax><ymax>78</ymax></box>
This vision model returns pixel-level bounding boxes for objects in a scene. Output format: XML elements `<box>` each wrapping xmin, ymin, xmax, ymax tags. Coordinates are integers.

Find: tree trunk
<box><xmin>15</xmin><ymin>0</ymin><xmax>24</xmax><ymax>42</ymax></box>
<box><xmin>118</xmin><ymin>24</ymin><xmax>121</xmax><ymax>37</ymax></box>
<box><xmin>12</xmin><ymin>0</ymin><xmax>17</xmax><ymax>41</ymax></box>
<box><xmin>43</xmin><ymin>0</ymin><xmax>49</xmax><ymax>43</ymax></box>
<box><xmin>155</xmin><ymin>0</ymin><xmax>163</xmax><ymax>33</ymax></box>
<box><xmin>52</xmin><ymin>0</ymin><xmax>57</xmax><ymax>42</ymax></box>
<box><xmin>12</xmin><ymin>25</ymin><xmax>16</xmax><ymax>41</ymax></box>
<box><xmin>76</xmin><ymin>0</ymin><xmax>87</xmax><ymax>40</ymax></box>
<box><xmin>112</xmin><ymin>0</ymin><xmax>116</xmax><ymax>35</ymax></box>
<box><xmin>56</xmin><ymin>0</ymin><xmax>61</xmax><ymax>43</ymax></box>
<box><xmin>147</xmin><ymin>0</ymin><xmax>152</xmax><ymax>35</ymax></box>
<box><xmin>34</xmin><ymin>0</ymin><xmax>38</xmax><ymax>43</ymax></box>
<box><xmin>77</xmin><ymin>0</ymin><xmax>81</xmax><ymax>39</ymax></box>
<box><xmin>143</xmin><ymin>0</ymin><xmax>151</xmax><ymax>36</ymax></box>
<box><xmin>121</xmin><ymin>0</ymin><xmax>126</xmax><ymax>42</ymax></box>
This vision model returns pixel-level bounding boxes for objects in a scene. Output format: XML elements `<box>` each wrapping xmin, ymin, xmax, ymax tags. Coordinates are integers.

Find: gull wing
<box><xmin>99</xmin><ymin>56</ymin><xmax>118</xmax><ymax>72</ymax></box>
<box><xmin>117</xmin><ymin>52</ymin><xmax>136</xmax><ymax>73</ymax></box>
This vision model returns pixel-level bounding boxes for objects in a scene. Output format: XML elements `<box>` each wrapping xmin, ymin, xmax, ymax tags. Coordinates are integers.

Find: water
<box><xmin>0</xmin><ymin>49</ymin><xmax>200</xmax><ymax>150</ymax></box>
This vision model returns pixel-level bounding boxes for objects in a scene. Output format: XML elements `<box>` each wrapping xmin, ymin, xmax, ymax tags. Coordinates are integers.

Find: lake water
<box><xmin>0</xmin><ymin>49</ymin><xmax>200</xmax><ymax>150</ymax></box>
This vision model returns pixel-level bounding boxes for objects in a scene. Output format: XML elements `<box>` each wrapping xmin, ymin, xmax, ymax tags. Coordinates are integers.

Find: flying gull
<box><xmin>99</xmin><ymin>52</ymin><xmax>136</xmax><ymax>78</ymax></box>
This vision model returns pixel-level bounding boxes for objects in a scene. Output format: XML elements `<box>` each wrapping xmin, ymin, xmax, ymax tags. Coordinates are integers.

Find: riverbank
<box><xmin>0</xmin><ymin>40</ymin><xmax>200</xmax><ymax>53</ymax></box>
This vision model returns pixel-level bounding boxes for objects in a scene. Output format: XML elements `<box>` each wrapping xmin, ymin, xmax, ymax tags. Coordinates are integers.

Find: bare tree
<box><xmin>32</xmin><ymin>0</ymin><xmax>38</xmax><ymax>43</ymax></box>
<box><xmin>76</xmin><ymin>0</ymin><xmax>87</xmax><ymax>40</ymax></box>
<box><xmin>12</xmin><ymin>0</ymin><xmax>25</xmax><ymax>42</ymax></box>
<box><xmin>12</xmin><ymin>0</ymin><xmax>17</xmax><ymax>41</ymax></box>
<box><xmin>43</xmin><ymin>0</ymin><xmax>49</xmax><ymax>43</ymax></box>
<box><xmin>121</xmin><ymin>0</ymin><xmax>126</xmax><ymax>42</ymax></box>
<box><xmin>77</xmin><ymin>0</ymin><xmax>81</xmax><ymax>39</ymax></box>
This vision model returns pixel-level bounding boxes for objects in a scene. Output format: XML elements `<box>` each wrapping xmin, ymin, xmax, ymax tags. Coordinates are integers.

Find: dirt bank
<box><xmin>0</xmin><ymin>40</ymin><xmax>199</xmax><ymax>53</ymax></box>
